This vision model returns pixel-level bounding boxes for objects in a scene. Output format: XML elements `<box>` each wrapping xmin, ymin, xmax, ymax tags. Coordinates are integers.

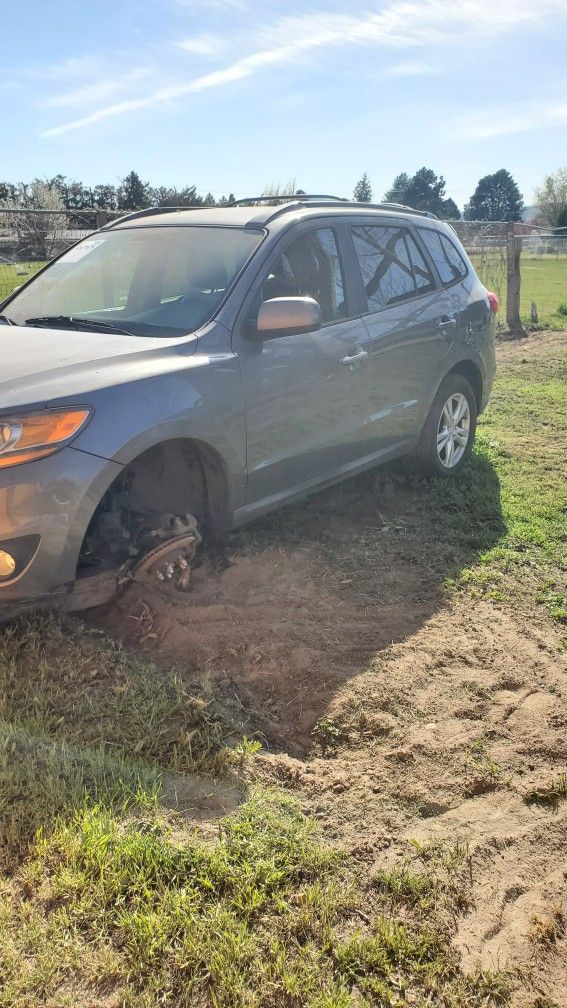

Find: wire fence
<box><xmin>0</xmin><ymin>208</ymin><xmax>119</xmax><ymax>302</ymax></box>
<box><xmin>1</xmin><ymin>209</ymin><xmax>566</xmax><ymax>327</ymax></box>
<box><xmin>450</xmin><ymin>220</ymin><xmax>567</xmax><ymax>327</ymax></box>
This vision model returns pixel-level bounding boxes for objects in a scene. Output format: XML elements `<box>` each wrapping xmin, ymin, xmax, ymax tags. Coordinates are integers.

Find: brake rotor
<box><xmin>131</xmin><ymin>532</ymin><xmax>200</xmax><ymax>590</ymax></box>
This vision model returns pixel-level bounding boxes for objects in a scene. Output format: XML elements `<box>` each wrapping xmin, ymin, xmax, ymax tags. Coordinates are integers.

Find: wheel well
<box><xmin>121</xmin><ymin>438</ymin><xmax>231</xmax><ymax>537</ymax></box>
<box><xmin>78</xmin><ymin>438</ymin><xmax>231</xmax><ymax>573</ymax></box>
<box><xmin>447</xmin><ymin>360</ymin><xmax>483</xmax><ymax>410</ymax></box>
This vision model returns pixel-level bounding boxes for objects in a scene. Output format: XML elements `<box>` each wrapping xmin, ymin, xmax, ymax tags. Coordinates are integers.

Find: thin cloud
<box><xmin>459</xmin><ymin>99</ymin><xmax>567</xmax><ymax>138</ymax></box>
<box><xmin>42</xmin><ymin>69</ymin><xmax>153</xmax><ymax>109</ymax></box>
<box><xmin>173</xmin><ymin>0</ymin><xmax>248</xmax><ymax>9</ymax></box>
<box><xmin>385</xmin><ymin>61</ymin><xmax>434</xmax><ymax>76</ymax></box>
<box><xmin>41</xmin><ymin>0</ymin><xmax>567</xmax><ymax>137</ymax></box>
<box><xmin>177</xmin><ymin>34</ymin><xmax>225</xmax><ymax>55</ymax></box>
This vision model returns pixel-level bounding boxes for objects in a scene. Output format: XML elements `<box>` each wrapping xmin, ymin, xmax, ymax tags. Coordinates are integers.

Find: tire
<box><xmin>409</xmin><ymin>373</ymin><xmax>478</xmax><ymax>478</ymax></box>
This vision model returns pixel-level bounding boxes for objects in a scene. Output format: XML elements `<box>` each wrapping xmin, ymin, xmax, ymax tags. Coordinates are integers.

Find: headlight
<box><xmin>0</xmin><ymin>408</ymin><xmax>92</xmax><ymax>468</ymax></box>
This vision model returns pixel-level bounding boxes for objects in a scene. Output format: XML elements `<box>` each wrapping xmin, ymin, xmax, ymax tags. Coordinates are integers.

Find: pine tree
<box><xmin>464</xmin><ymin>170</ymin><xmax>524</xmax><ymax>222</ymax></box>
<box><xmin>403</xmin><ymin>168</ymin><xmax>447</xmax><ymax>215</ymax></box>
<box><xmin>383</xmin><ymin>172</ymin><xmax>410</xmax><ymax>203</ymax></box>
<box><xmin>353</xmin><ymin>173</ymin><xmax>372</xmax><ymax>202</ymax></box>
<box><xmin>117</xmin><ymin>171</ymin><xmax>150</xmax><ymax>210</ymax></box>
<box><xmin>440</xmin><ymin>197</ymin><xmax>461</xmax><ymax>220</ymax></box>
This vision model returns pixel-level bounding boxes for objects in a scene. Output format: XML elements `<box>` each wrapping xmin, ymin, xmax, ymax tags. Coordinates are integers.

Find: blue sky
<box><xmin>2</xmin><ymin>0</ymin><xmax>566</xmax><ymax>209</ymax></box>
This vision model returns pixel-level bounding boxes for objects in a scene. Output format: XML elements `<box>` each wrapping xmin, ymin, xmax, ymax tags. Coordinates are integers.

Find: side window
<box><xmin>405</xmin><ymin>232</ymin><xmax>436</xmax><ymax>294</ymax></box>
<box><xmin>351</xmin><ymin>225</ymin><xmax>417</xmax><ymax>310</ymax></box>
<box><xmin>262</xmin><ymin>227</ymin><xmax>346</xmax><ymax>324</ymax></box>
<box><xmin>417</xmin><ymin>228</ymin><xmax>468</xmax><ymax>285</ymax></box>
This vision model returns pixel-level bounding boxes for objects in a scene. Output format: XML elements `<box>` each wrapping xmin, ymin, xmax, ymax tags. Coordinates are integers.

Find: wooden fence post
<box><xmin>506</xmin><ymin>222</ymin><xmax>525</xmax><ymax>334</ymax></box>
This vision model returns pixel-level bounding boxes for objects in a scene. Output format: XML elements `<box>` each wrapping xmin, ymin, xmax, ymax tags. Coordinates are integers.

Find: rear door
<box><xmin>233</xmin><ymin>220</ymin><xmax>373</xmax><ymax>508</ymax></box>
<box><xmin>347</xmin><ymin>219</ymin><xmax>449</xmax><ymax>449</ymax></box>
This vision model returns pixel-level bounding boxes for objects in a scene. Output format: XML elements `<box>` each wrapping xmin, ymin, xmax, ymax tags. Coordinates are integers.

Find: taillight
<box><xmin>487</xmin><ymin>292</ymin><xmax>499</xmax><ymax>314</ymax></box>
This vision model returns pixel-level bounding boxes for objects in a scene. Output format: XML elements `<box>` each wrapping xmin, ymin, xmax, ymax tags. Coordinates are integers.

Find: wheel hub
<box><xmin>437</xmin><ymin>392</ymin><xmax>470</xmax><ymax>469</ymax></box>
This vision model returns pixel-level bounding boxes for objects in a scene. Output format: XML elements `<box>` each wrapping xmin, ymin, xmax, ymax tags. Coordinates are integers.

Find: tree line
<box><xmin>0</xmin><ymin>171</ymin><xmax>236</xmax><ymax>213</ymax></box>
<box><xmin>353</xmin><ymin>166</ymin><xmax>567</xmax><ymax>228</ymax></box>
<box><xmin>1</xmin><ymin>166</ymin><xmax>565</xmax><ymax>228</ymax></box>
<box><xmin>353</xmin><ymin>167</ymin><xmax>525</xmax><ymax>221</ymax></box>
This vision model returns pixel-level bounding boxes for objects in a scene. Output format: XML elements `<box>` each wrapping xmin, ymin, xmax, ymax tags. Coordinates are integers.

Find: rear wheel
<box><xmin>410</xmin><ymin>373</ymin><xmax>477</xmax><ymax>477</ymax></box>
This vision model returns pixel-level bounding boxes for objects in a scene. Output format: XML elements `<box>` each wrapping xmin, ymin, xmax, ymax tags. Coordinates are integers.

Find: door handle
<box><xmin>438</xmin><ymin>317</ymin><xmax>457</xmax><ymax>330</ymax></box>
<box><xmin>341</xmin><ymin>349</ymin><xmax>369</xmax><ymax>366</ymax></box>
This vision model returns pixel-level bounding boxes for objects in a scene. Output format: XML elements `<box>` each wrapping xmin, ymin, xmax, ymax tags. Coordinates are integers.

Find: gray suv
<box><xmin>0</xmin><ymin>196</ymin><xmax>497</xmax><ymax>615</ymax></box>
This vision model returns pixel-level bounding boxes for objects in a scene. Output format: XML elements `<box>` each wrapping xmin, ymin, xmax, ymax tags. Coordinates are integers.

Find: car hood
<box><xmin>0</xmin><ymin>324</ymin><xmax>199</xmax><ymax>410</ymax></box>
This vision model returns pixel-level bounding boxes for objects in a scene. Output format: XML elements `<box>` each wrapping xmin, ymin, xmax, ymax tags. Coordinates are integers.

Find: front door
<box><xmin>234</xmin><ymin>223</ymin><xmax>373</xmax><ymax>508</ymax></box>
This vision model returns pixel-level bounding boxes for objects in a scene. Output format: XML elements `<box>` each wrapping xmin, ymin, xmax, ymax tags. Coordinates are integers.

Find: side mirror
<box><xmin>256</xmin><ymin>296</ymin><xmax>322</xmax><ymax>338</ymax></box>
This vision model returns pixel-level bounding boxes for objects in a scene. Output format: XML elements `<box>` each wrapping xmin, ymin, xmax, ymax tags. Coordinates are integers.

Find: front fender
<box><xmin>56</xmin><ymin>350</ymin><xmax>247</xmax><ymax>510</ymax></box>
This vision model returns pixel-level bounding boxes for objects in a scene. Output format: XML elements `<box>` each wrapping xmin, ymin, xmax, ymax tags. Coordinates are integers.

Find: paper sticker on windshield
<box><xmin>59</xmin><ymin>239</ymin><xmax>106</xmax><ymax>263</ymax></box>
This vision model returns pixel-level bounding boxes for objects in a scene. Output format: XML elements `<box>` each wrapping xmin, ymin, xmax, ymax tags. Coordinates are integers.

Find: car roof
<box><xmin>102</xmin><ymin>199</ymin><xmax>441</xmax><ymax>233</ymax></box>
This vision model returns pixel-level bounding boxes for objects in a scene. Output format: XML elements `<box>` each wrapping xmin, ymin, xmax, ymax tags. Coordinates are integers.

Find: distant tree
<box><xmin>464</xmin><ymin>169</ymin><xmax>524</xmax><ymax>222</ymax></box>
<box><xmin>383</xmin><ymin>170</ymin><xmax>459</xmax><ymax>217</ymax></box>
<box><xmin>261</xmin><ymin>180</ymin><xmax>298</xmax><ymax>199</ymax></box>
<box><xmin>93</xmin><ymin>184</ymin><xmax>118</xmax><ymax>211</ymax></box>
<box><xmin>440</xmin><ymin>197</ymin><xmax>461</xmax><ymax>220</ymax></box>
<box><xmin>0</xmin><ymin>179</ymin><xmax>66</xmax><ymax>258</ymax></box>
<box><xmin>0</xmin><ymin>181</ymin><xmax>17</xmax><ymax>202</ymax></box>
<box><xmin>353</xmin><ymin>172</ymin><xmax>372</xmax><ymax>202</ymax></box>
<box><xmin>403</xmin><ymin>167</ymin><xmax>448</xmax><ymax>215</ymax></box>
<box><xmin>555</xmin><ymin>206</ymin><xmax>567</xmax><ymax>234</ymax></box>
<box><xmin>64</xmin><ymin>180</ymin><xmax>94</xmax><ymax>211</ymax></box>
<box><xmin>117</xmin><ymin>171</ymin><xmax>150</xmax><ymax>210</ymax></box>
<box><xmin>383</xmin><ymin>172</ymin><xmax>410</xmax><ymax>203</ymax></box>
<box><xmin>533</xmin><ymin>167</ymin><xmax>567</xmax><ymax>228</ymax></box>
<box><xmin>148</xmin><ymin>185</ymin><xmax>202</xmax><ymax>208</ymax></box>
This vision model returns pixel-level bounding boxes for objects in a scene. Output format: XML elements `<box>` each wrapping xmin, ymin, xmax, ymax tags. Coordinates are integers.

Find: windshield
<box><xmin>4</xmin><ymin>225</ymin><xmax>263</xmax><ymax>337</ymax></box>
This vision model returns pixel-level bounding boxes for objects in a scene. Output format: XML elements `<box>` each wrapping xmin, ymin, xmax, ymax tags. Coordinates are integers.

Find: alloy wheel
<box><xmin>436</xmin><ymin>392</ymin><xmax>471</xmax><ymax>469</ymax></box>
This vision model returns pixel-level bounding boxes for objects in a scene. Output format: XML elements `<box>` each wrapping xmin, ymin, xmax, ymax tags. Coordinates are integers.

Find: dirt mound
<box><xmin>96</xmin><ymin>541</ymin><xmax>437</xmax><ymax>754</ymax></box>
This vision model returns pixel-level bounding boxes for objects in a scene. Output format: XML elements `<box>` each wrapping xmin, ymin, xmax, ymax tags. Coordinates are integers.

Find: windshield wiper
<box><xmin>24</xmin><ymin>315</ymin><xmax>137</xmax><ymax>337</ymax></box>
<box><xmin>0</xmin><ymin>314</ymin><xmax>15</xmax><ymax>326</ymax></box>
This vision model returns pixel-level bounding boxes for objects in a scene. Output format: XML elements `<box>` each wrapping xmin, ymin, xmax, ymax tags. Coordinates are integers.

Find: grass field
<box><xmin>0</xmin><ymin>333</ymin><xmax>565</xmax><ymax>1007</ymax></box>
<box><xmin>0</xmin><ymin>260</ymin><xmax>45</xmax><ymax>302</ymax></box>
<box><xmin>471</xmin><ymin>252</ymin><xmax>567</xmax><ymax>328</ymax></box>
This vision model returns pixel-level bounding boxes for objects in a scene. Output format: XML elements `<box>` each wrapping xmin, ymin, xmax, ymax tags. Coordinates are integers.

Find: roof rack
<box><xmin>233</xmin><ymin>194</ymin><xmax>347</xmax><ymax>206</ymax></box>
<box><xmin>101</xmin><ymin>198</ymin><xmax>439</xmax><ymax>232</ymax></box>
<box><xmin>248</xmin><ymin>198</ymin><xmax>438</xmax><ymax>227</ymax></box>
<box><xmin>103</xmin><ymin>206</ymin><xmax>199</xmax><ymax>228</ymax></box>
<box><xmin>369</xmin><ymin>202</ymin><xmax>438</xmax><ymax>218</ymax></box>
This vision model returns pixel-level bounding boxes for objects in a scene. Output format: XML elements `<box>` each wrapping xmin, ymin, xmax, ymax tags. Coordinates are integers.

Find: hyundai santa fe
<box><xmin>0</xmin><ymin>195</ymin><xmax>497</xmax><ymax>615</ymax></box>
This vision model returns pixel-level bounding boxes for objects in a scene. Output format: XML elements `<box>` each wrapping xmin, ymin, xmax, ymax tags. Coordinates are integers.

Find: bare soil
<box><xmin>95</xmin><ymin>333</ymin><xmax>566</xmax><ymax>1007</ymax></box>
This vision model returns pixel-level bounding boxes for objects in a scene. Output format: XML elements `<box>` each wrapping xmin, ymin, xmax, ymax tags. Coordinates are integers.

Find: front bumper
<box><xmin>0</xmin><ymin>446</ymin><xmax>121</xmax><ymax>616</ymax></box>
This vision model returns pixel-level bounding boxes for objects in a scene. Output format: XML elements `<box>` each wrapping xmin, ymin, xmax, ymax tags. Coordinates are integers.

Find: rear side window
<box><xmin>351</xmin><ymin>224</ymin><xmax>435</xmax><ymax>311</ymax></box>
<box><xmin>417</xmin><ymin>228</ymin><xmax>468</xmax><ymax>285</ymax></box>
<box><xmin>405</xmin><ymin>232</ymin><xmax>436</xmax><ymax>294</ymax></box>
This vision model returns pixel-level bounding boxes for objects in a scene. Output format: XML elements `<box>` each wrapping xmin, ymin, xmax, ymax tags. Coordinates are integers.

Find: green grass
<box><xmin>472</xmin><ymin>252</ymin><xmax>567</xmax><ymax>329</ymax></box>
<box><xmin>449</xmin><ymin>341</ymin><xmax>567</xmax><ymax>619</ymax></box>
<box><xmin>0</xmin><ymin>260</ymin><xmax>45</xmax><ymax>301</ymax></box>
<box><xmin>0</xmin><ymin>792</ymin><xmax>508</xmax><ymax>1008</ymax></box>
